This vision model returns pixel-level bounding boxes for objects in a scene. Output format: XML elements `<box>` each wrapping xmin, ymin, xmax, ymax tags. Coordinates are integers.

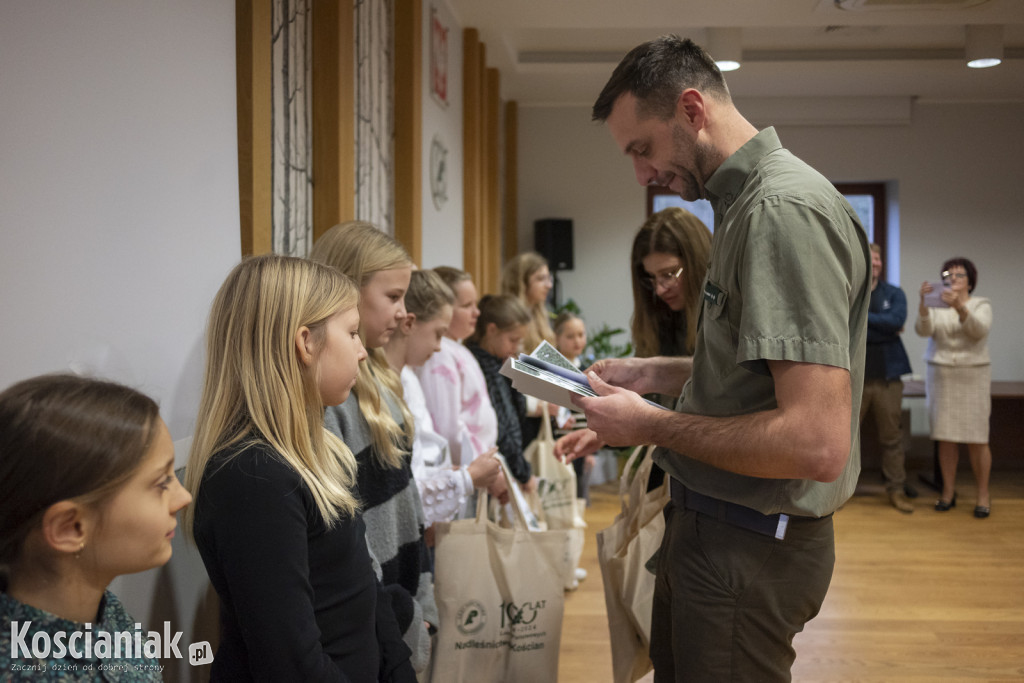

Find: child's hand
<box><xmin>467</xmin><ymin>447</ymin><xmax>500</xmax><ymax>488</ymax></box>
<box><xmin>554</xmin><ymin>428</ymin><xmax>604</xmax><ymax>462</ymax></box>
<box><xmin>487</xmin><ymin>473</ymin><xmax>510</xmax><ymax>504</ymax></box>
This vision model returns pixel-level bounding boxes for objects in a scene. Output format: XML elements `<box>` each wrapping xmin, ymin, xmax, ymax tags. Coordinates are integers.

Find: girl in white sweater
<box><xmin>383</xmin><ymin>269</ymin><xmax>503</xmax><ymax>526</ymax></box>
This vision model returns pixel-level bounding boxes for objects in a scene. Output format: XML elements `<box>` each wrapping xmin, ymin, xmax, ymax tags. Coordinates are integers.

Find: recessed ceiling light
<box><xmin>707</xmin><ymin>28</ymin><xmax>742</xmax><ymax>72</ymax></box>
<box><xmin>965</xmin><ymin>25</ymin><xmax>1003</xmax><ymax>68</ymax></box>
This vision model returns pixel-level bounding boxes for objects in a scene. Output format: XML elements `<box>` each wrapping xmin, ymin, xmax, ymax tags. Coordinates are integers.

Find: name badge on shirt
<box><xmin>703</xmin><ymin>282</ymin><xmax>725</xmax><ymax>307</ymax></box>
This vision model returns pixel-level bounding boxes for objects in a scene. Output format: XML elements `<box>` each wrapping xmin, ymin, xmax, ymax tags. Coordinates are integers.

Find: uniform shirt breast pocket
<box><xmin>703</xmin><ymin>280</ymin><xmax>728</xmax><ymax>320</ymax></box>
<box><xmin>700</xmin><ymin>279</ymin><xmax>735</xmax><ymax>377</ymax></box>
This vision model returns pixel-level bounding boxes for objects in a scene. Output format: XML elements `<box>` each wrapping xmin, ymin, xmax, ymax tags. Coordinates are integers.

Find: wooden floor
<box><xmin>557</xmin><ymin>472</ymin><xmax>1024</xmax><ymax>682</ymax></box>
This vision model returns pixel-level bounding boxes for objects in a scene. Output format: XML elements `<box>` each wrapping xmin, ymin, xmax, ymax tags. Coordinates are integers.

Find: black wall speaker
<box><xmin>534</xmin><ymin>218</ymin><xmax>574</xmax><ymax>271</ymax></box>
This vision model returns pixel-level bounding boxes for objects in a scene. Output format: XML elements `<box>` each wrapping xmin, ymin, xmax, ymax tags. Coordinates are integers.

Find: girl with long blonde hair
<box><xmin>501</xmin><ymin>251</ymin><xmax>555</xmax><ymax>354</ymax></box>
<box><xmin>501</xmin><ymin>252</ymin><xmax>563</xmax><ymax>444</ymax></box>
<box><xmin>185</xmin><ymin>254</ymin><xmax>414</xmax><ymax>682</ymax></box>
<box><xmin>310</xmin><ymin>222</ymin><xmax>436</xmax><ymax>673</ymax></box>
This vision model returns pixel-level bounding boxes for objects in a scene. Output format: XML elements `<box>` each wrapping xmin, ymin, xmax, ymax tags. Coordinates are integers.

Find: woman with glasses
<box><xmin>915</xmin><ymin>257</ymin><xmax>993</xmax><ymax>518</ymax></box>
<box><xmin>554</xmin><ymin>207</ymin><xmax>713</xmax><ymax>461</ymax></box>
<box><xmin>630</xmin><ymin>207</ymin><xmax>713</xmax><ymax>371</ymax></box>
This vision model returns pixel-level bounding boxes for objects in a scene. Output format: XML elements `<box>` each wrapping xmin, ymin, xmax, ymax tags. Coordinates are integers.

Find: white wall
<box><xmin>0</xmin><ymin>1</ymin><xmax>241</xmax><ymax>433</ymax></box>
<box><xmin>517</xmin><ymin>100</ymin><xmax>1024</xmax><ymax>382</ymax></box>
<box><xmin>1</xmin><ymin>2</ymin><xmax>240</xmax><ymax>678</ymax></box>
<box><xmin>419</xmin><ymin>0</ymin><xmax>465</xmax><ymax>268</ymax></box>
<box><xmin>517</xmin><ymin>105</ymin><xmax>642</xmax><ymax>348</ymax></box>
<box><xmin>774</xmin><ymin>103</ymin><xmax>1023</xmax><ymax>382</ymax></box>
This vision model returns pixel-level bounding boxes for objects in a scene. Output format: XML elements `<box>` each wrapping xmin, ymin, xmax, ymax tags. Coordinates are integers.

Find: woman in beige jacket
<box><xmin>915</xmin><ymin>257</ymin><xmax>993</xmax><ymax>518</ymax></box>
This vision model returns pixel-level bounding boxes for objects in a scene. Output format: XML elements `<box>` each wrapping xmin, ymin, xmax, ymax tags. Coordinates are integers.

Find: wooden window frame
<box><xmin>834</xmin><ymin>182</ymin><xmax>887</xmax><ymax>258</ymax></box>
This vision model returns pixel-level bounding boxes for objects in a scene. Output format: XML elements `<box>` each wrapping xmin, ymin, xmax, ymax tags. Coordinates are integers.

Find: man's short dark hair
<box><xmin>592</xmin><ymin>35</ymin><xmax>731</xmax><ymax>123</ymax></box>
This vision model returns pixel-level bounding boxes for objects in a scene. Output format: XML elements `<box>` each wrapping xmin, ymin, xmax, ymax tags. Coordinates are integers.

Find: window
<box><xmin>648</xmin><ymin>183</ymin><xmax>888</xmax><ymax>254</ymax></box>
<box><xmin>834</xmin><ymin>183</ymin><xmax>887</xmax><ymax>257</ymax></box>
<box><xmin>647</xmin><ymin>182</ymin><xmax>893</xmax><ymax>280</ymax></box>
<box><xmin>646</xmin><ymin>186</ymin><xmax>714</xmax><ymax>233</ymax></box>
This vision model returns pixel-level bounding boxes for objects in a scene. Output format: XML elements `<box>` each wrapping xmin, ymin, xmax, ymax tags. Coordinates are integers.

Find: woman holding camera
<box><xmin>915</xmin><ymin>257</ymin><xmax>993</xmax><ymax>518</ymax></box>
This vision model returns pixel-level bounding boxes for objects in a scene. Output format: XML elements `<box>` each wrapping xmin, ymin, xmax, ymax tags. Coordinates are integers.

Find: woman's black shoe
<box><xmin>973</xmin><ymin>505</ymin><xmax>991</xmax><ymax>519</ymax></box>
<box><xmin>934</xmin><ymin>494</ymin><xmax>957</xmax><ymax>512</ymax></box>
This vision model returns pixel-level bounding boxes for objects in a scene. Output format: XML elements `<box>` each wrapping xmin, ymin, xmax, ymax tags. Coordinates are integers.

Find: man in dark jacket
<box><xmin>862</xmin><ymin>243</ymin><xmax>915</xmax><ymax>512</ymax></box>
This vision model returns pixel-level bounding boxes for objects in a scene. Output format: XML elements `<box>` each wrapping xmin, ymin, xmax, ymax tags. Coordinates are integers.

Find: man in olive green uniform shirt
<box><xmin>558</xmin><ymin>36</ymin><xmax>870</xmax><ymax>681</ymax></box>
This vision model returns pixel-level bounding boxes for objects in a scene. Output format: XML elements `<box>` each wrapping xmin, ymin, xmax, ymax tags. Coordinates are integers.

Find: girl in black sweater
<box><xmin>184</xmin><ymin>254</ymin><xmax>415</xmax><ymax>683</ymax></box>
<box><xmin>465</xmin><ymin>294</ymin><xmax>537</xmax><ymax>492</ymax></box>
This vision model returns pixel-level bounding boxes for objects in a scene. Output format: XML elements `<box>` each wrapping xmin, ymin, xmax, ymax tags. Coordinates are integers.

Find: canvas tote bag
<box><xmin>596</xmin><ymin>445</ymin><xmax>670</xmax><ymax>683</ymax></box>
<box><xmin>525</xmin><ymin>406</ymin><xmax>578</xmax><ymax>526</ymax></box>
<box><xmin>523</xmin><ymin>406</ymin><xmax>587</xmax><ymax>589</ymax></box>
<box><xmin>431</xmin><ymin>467</ymin><xmax>567</xmax><ymax>682</ymax></box>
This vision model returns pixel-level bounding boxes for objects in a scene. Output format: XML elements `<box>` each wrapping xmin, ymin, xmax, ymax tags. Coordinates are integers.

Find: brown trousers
<box><xmin>650</xmin><ymin>502</ymin><xmax>835</xmax><ymax>682</ymax></box>
<box><xmin>860</xmin><ymin>378</ymin><xmax>907</xmax><ymax>491</ymax></box>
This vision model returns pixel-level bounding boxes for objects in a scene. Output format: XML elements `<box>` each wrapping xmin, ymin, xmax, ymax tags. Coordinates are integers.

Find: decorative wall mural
<box><xmin>271</xmin><ymin>0</ymin><xmax>313</xmax><ymax>256</ymax></box>
<box><xmin>355</xmin><ymin>0</ymin><xmax>394</xmax><ymax>234</ymax></box>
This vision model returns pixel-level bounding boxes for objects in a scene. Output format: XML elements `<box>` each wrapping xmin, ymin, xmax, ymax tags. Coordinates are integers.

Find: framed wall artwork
<box><xmin>430</xmin><ymin>5</ymin><xmax>449</xmax><ymax>107</ymax></box>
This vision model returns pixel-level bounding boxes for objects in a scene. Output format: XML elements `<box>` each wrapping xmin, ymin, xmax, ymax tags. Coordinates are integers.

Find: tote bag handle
<box><xmin>538</xmin><ymin>401</ymin><xmax>555</xmax><ymax>443</ymax></box>
<box><xmin>491</xmin><ymin>456</ymin><xmax>535</xmax><ymax>531</ymax></box>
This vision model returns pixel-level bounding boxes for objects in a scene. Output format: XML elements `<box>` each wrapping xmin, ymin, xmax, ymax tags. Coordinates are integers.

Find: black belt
<box><xmin>671</xmin><ymin>478</ymin><xmax>790</xmax><ymax>540</ymax></box>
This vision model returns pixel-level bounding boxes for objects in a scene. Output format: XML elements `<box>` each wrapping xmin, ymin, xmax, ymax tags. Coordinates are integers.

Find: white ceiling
<box><xmin>445</xmin><ymin>0</ymin><xmax>1024</xmax><ymax>107</ymax></box>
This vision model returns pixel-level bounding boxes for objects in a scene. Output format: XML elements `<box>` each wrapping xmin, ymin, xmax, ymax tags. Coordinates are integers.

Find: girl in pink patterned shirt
<box><xmin>414</xmin><ymin>268</ymin><xmax>505</xmax><ymax>491</ymax></box>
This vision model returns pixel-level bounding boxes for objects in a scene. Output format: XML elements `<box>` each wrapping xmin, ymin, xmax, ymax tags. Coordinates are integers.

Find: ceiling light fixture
<box><xmin>707</xmin><ymin>28</ymin><xmax>742</xmax><ymax>72</ymax></box>
<box><xmin>965</xmin><ymin>25</ymin><xmax>1003</xmax><ymax>69</ymax></box>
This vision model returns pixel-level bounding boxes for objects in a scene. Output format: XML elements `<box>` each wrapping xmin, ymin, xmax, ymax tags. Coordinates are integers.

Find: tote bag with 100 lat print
<box><xmin>430</xmin><ymin>468</ymin><xmax>568</xmax><ymax>682</ymax></box>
